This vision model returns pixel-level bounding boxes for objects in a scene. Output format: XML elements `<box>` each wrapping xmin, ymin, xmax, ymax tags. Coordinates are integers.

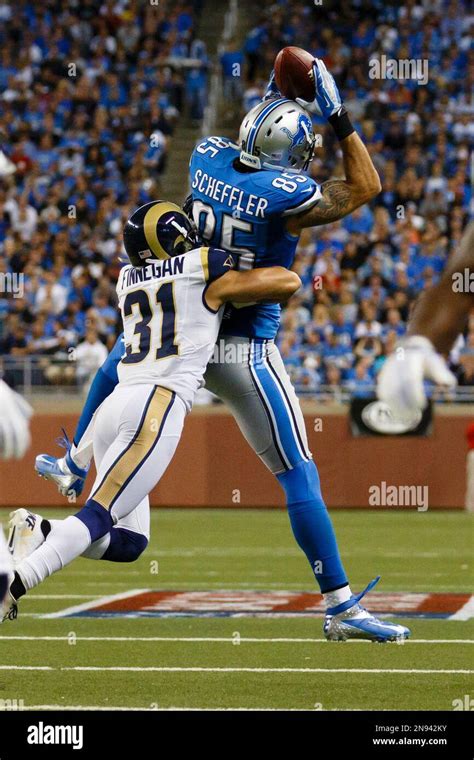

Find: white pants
<box><xmin>85</xmin><ymin>383</ymin><xmax>186</xmax><ymax>532</ymax></box>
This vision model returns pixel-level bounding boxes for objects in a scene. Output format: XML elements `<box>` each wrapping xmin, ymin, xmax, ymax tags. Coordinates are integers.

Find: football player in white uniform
<box><xmin>0</xmin><ymin>379</ymin><xmax>32</xmax><ymax>461</ymax></box>
<box><xmin>0</xmin><ymin>379</ymin><xmax>33</xmax><ymax>611</ymax></box>
<box><xmin>3</xmin><ymin>201</ymin><xmax>300</xmax><ymax>619</ymax></box>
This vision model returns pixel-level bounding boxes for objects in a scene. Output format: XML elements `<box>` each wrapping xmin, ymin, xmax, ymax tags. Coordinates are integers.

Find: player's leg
<box><xmin>81</xmin><ymin>499</ymin><xmax>150</xmax><ymax>563</ymax></box>
<box><xmin>6</xmin><ymin>500</ymin><xmax>150</xmax><ymax>567</ymax></box>
<box><xmin>34</xmin><ymin>334</ymin><xmax>124</xmax><ymax>496</ymax></box>
<box><xmin>206</xmin><ymin>337</ymin><xmax>348</xmax><ymax>592</ymax></box>
<box><xmin>80</xmin><ymin>402</ymin><xmax>150</xmax><ymax>563</ymax></box>
<box><xmin>0</xmin><ymin>529</ymin><xmax>13</xmax><ymax>616</ymax></box>
<box><xmin>11</xmin><ymin>372</ymin><xmax>150</xmax><ymax>566</ymax></box>
<box><xmin>205</xmin><ymin>337</ymin><xmax>409</xmax><ymax>641</ymax></box>
<box><xmin>7</xmin><ymin>385</ymin><xmax>185</xmax><ymax>612</ymax></box>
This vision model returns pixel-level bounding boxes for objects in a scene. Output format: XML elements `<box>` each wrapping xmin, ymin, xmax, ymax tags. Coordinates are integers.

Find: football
<box><xmin>274</xmin><ymin>46</ymin><xmax>315</xmax><ymax>101</ymax></box>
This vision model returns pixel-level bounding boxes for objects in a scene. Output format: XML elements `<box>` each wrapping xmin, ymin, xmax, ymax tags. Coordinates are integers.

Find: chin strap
<box><xmin>326</xmin><ymin>575</ymin><xmax>381</xmax><ymax>617</ymax></box>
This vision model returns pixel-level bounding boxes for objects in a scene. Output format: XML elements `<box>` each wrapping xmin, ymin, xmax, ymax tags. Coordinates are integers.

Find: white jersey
<box><xmin>116</xmin><ymin>246</ymin><xmax>235</xmax><ymax>410</ymax></box>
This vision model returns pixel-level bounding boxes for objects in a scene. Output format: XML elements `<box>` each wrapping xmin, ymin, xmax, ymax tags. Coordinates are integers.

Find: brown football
<box><xmin>274</xmin><ymin>46</ymin><xmax>315</xmax><ymax>101</ymax></box>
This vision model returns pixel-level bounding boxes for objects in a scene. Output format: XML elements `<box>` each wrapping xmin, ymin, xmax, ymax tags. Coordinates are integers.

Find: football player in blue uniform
<box><xmin>33</xmin><ymin>59</ymin><xmax>409</xmax><ymax>642</ymax></box>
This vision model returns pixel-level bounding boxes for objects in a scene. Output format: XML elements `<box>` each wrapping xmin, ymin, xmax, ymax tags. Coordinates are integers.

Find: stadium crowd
<box><xmin>0</xmin><ymin>0</ymin><xmax>207</xmax><ymax>388</ymax></box>
<box><xmin>237</xmin><ymin>0</ymin><xmax>473</xmax><ymax>396</ymax></box>
<box><xmin>0</xmin><ymin>0</ymin><xmax>472</xmax><ymax>399</ymax></box>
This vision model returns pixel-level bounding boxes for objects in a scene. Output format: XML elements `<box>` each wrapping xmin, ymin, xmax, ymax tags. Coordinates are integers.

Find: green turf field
<box><xmin>0</xmin><ymin>508</ymin><xmax>472</xmax><ymax>711</ymax></box>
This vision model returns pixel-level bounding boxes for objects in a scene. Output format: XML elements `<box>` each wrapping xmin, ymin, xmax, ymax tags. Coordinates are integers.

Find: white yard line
<box><xmin>0</xmin><ymin>666</ymin><xmax>54</xmax><ymax>670</ymax></box>
<box><xmin>62</xmin><ymin>667</ymin><xmax>474</xmax><ymax>674</ymax></box>
<box><xmin>41</xmin><ymin>589</ymin><xmax>150</xmax><ymax>619</ymax></box>
<box><xmin>0</xmin><ymin>665</ymin><xmax>471</xmax><ymax>674</ymax></box>
<box><xmin>0</xmin><ymin>636</ymin><xmax>471</xmax><ymax>644</ymax></box>
<box><xmin>23</xmin><ymin>705</ymin><xmax>159</xmax><ymax>711</ymax></box>
<box><xmin>21</xmin><ymin>595</ymin><xmax>102</xmax><ymax>601</ymax></box>
<box><xmin>21</xmin><ymin>705</ymin><xmax>307</xmax><ymax>711</ymax></box>
<box><xmin>20</xmin><ymin>705</ymin><xmax>387</xmax><ymax>712</ymax></box>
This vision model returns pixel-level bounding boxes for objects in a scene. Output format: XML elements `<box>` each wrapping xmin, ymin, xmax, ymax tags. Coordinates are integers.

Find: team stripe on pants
<box><xmin>91</xmin><ymin>386</ymin><xmax>175</xmax><ymax>510</ymax></box>
<box><xmin>249</xmin><ymin>341</ymin><xmax>310</xmax><ymax>471</ymax></box>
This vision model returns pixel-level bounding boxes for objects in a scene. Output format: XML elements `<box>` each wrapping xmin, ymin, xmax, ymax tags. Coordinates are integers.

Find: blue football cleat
<box><xmin>324</xmin><ymin>576</ymin><xmax>410</xmax><ymax>643</ymax></box>
<box><xmin>35</xmin><ymin>430</ymin><xmax>89</xmax><ymax>498</ymax></box>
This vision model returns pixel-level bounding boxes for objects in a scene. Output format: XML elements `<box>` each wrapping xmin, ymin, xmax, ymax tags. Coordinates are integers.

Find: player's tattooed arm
<box><xmin>287</xmin><ymin>132</ymin><xmax>381</xmax><ymax>233</ymax></box>
<box><xmin>302</xmin><ymin>180</ymin><xmax>353</xmax><ymax>224</ymax></box>
<box><xmin>206</xmin><ymin>267</ymin><xmax>301</xmax><ymax>310</ymax></box>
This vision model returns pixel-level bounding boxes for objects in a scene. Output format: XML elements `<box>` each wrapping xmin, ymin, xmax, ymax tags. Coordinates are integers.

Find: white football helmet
<box><xmin>239</xmin><ymin>98</ymin><xmax>316</xmax><ymax>172</ymax></box>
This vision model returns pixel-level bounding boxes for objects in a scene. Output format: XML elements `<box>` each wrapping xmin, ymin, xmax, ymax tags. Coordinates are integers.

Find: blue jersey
<box><xmin>189</xmin><ymin>136</ymin><xmax>321</xmax><ymax>338</ymax></box>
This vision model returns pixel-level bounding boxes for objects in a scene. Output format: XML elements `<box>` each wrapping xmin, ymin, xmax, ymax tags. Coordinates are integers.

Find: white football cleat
<box><xmin>324</xmin><ymin>576</ymin><xmax>410</xmax><ymax>643</ymax></box>
<box><xmin>7</xmin><ymin>509</ymin><xmax>45</xmax><ymax>564</ymax></box>
<box><xmin>1</xmin><ymin>588</ymin><xmax>17</xmax><ymax>623</ymax></box>
<box><xmin>0</xmin><ymin>565</ymin><xmax>17</xmax><ymax>624</ymax></box>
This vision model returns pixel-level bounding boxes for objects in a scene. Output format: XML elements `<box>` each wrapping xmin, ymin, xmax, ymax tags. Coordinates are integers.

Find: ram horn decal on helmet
<box><xmin>123</xmin><ymin>201</ymin><xmax>202</xmax><ymax>268</ymax></box>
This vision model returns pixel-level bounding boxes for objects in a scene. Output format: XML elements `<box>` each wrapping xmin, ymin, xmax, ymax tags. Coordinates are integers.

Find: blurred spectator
<box><xmin>457</xmin><ymin>332</ymin><xmax>474</xmax><ymax>387</ymax></box>
<box><xmin>220</xmin><ymin>38</ymin><xmax>244</xmax><ymax>122</ymax></box>
<box><xmin>185</xmin><ymin>37</ymin><xmax>209</xmax><ymax>125</ymax></box>
<box><xmin>74</xmin><ymin>327</ymin><xmax>109</xmax><ymax>387</ymax></box>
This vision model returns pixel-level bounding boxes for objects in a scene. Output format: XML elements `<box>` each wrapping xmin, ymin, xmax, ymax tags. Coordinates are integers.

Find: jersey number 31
<box><xmin>121</xmin><ymin>283</ymin><xmax>178</xmax><ymax>364</ymax></box>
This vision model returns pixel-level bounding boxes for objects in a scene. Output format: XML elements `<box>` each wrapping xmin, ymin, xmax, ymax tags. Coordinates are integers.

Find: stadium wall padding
<box><xmin>0</xmin><ymin>409</ymin><xmax>469</xmax><ymax>509</ymax></box>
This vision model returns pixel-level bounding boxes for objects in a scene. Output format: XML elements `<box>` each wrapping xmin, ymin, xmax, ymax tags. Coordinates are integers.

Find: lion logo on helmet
<box><xmin>281</xmin><ymin>113</ymin><xmax>313</xmax><ymax>150</ymax></box>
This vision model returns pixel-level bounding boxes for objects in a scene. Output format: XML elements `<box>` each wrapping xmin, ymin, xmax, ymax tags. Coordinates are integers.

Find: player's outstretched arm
<box><xmin>287</xmin><ymin>59</ymin><xmax>381</xmax><ymax>233</ymax></box>
<box><xmin>377</xmin><ymin>223</ymin><xmax>474</xmax><ymax>414</ymax></box>
<box><xmin>407</xmin><ymin>222</ymin><xmax>474</xmax><ymax>353</ymax></box>
<box><xmin>288</xmin><ymin>133</ymin><xmax>381</xmax><ymax>232</ymax></box>
<box><xmin>206</xmin><ymin>267</ymin><xmax>301</xmax><ymax>310</ymax></box>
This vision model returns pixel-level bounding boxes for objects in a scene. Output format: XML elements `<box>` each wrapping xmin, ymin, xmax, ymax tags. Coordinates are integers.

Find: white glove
<box><xmin>0</xmin><ymin>379</ymin><xmax>33</xmax><ymax>460</ymax></box>
<box><xmin>377</xmin><ymin>336</ymin><xmax>457</xmax><ymax>416</ymax></box>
